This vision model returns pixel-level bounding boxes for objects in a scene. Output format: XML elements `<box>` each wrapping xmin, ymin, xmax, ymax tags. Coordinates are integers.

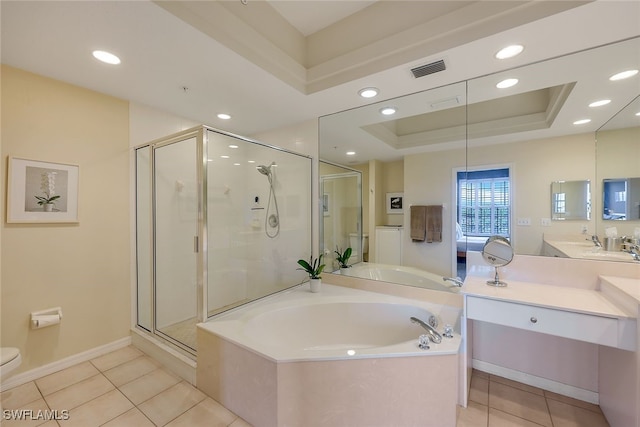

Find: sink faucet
<box><xmin>410</xmin><ymin>317</ymin><xmax>442</xmax><ymax>344</ymax></box>
<box><xmin>591</xmin><ymin>235</ymin><xmax>602</xmax><ymax>247</ymax></box>
<box><xmin>443</xmin><ymin>277</ymin><xmax>464</xmax><ymax>287</ymax></box>
<box><xmin>625</xmin><ymin>245</ymin><xmax>640</xmax><ymax>261</ymax></box>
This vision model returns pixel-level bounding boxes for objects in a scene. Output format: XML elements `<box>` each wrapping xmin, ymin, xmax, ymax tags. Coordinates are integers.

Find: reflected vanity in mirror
<box><xmin>550</xmin><ymin>180</ymin><xmax>590</xmax><ymax>221</ymax></box>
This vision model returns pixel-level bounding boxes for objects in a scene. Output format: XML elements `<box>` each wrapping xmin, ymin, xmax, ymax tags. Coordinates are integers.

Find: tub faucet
<box><xmin>443</xmin><ymin>277</ymin><xmax>464</xmax><ymax>287</ymax></box>
<box><xmin>410</xmin><ymin>317</ymin><xmax>442</xmax><ymax>344</ymax></box>
<box><xmin>591</xmin><ymin>235</ymin><xmax>602</xmax><ymax>247</ymax></box>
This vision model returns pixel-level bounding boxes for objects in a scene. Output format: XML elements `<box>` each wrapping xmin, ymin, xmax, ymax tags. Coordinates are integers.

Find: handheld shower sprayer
<box><xmin>256</xmin><ymin>162</ymin><xmax>279</xmax><ymax>238</ymax></box>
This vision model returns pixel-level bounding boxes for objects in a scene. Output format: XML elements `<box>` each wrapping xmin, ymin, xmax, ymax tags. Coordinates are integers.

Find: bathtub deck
<box><xmin>197</xmin><ymin>283</ymin><xmax>462</xmax><ymax>427</ymax></box>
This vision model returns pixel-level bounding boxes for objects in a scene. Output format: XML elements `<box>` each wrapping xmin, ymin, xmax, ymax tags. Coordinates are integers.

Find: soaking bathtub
<box><xmin>338</xmin><ymin>262</ymin><xmax>461</xmax><ymax>292</ymax></box>
<box><xmin>197</xmin><ymin>283</ymin><xmax>462</xmax><ymax>427</ymax></box>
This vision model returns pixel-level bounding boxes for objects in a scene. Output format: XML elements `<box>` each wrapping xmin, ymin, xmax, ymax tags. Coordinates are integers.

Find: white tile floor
<box><xmin>457</xmin><ymin>370</ymin><xmax>610</xmax><ymax>427</ymax></box>
<box><xmin>1</xmin><ymin>346</ymin><xmax>610</xmax><ymax>427</ymax></box>
<box><xmin>0</xmin><ymin>346</ymin><xmax>249</xmax><ymax>427</ymax></box>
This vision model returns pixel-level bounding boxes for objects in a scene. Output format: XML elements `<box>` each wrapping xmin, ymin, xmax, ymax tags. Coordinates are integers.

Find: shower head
<box><xmin>257</xmin><ymin>165</ymin><xmax>271</xmax><ymax>176</ymax></box>
<box><xmin>257</xmin><ymin>162</ymin><xmax>276</xmax><ymax>177</ymax></box>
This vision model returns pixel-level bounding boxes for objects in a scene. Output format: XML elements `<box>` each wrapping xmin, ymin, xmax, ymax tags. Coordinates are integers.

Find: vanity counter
<box><xmin>543</xmin><ymin>238</ymin><xmax>637</xmax><ymax>263</ymax></box>
<box><xmin>462</xmin><ymin>276</ymin><xmax>637</xmax><ymax>351</ymax></box>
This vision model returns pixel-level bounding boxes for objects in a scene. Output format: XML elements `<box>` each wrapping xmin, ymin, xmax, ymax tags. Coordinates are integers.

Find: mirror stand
<box><xmin>487</xmin><ymin>267</ymin><xmax>508</xmax><ymax>287</ymax></box>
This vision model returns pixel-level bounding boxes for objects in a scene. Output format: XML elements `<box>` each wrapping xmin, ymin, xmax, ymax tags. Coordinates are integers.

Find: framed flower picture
<box><xmin>6</xmin><ymin>157</ymin><xmax>79</xmax><ymax>223</ymax></box>
<box><xmin>386</xmin><ymin>192</ymin><xmax>404</xmax><ymax>214</ymax></box>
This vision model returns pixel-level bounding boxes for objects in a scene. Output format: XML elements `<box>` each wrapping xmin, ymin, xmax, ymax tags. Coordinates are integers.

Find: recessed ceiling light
<box><xmin>233</xmin><ymin>163</ymin><xmax>241</xmax><ymax>166</ymax></box>
<box><xmin>573</xmin><ymin>119</ymin><xmax>591</xmax><ymax>125</ymax></box>
<box><xmin>228</xmin><ymin>144</ymin><xmax>238</xmax><ymax>149</ymax></box>
<box><xmin>609</xmin><ymin>69</ymin><xmax>639</xmax><ymax>81</ymax></box>
<box><xmin>92</xmin><ymin>50</ymin><xmax>121</xmax><ymax>65</ymax></box>
<box><xmin>380</xmin><ymin>107</ymin><xmax>396</xmax><ymax>116</ymax></box>
<box><xmin>589</xmin><ymin>99</ymin><xmax>611</xmax><ymax>107</ymax></box>
<box><xmin>635</xmin><ymin>112</ymin><xmax>640</xmax><ymax>116</ymax></box>
<box><xmin>496</xmin><ymin>78</ymin><xmax>518</xmax><ymax>89</ymax></box>
<box><xmin>358</xmin><ymin>87</ymin><xmax>379</xmax><ymax>98</ymax></box>
<box><xmin>220</xmin><ymin>155</ymin><xmax>230</xmax><ymax>159</ymax></box>
<box><xmin>495</xmin><ymin>44</ymin><xmax>524</xmax><ymax>59</ymax></box>
<box><xmin>346</xmin><ymin>151</ymin><xmax>356</xmax><ymax>156</ymax></box>
<box><xmin>247</xmin><ymin>160</ymin><xmax>256</xmax><ymax>163</ymax></box>
<box><xmin>217</xmin><ymin>113</ymin><xmax>231</xmax><ymax>120</ymax></box>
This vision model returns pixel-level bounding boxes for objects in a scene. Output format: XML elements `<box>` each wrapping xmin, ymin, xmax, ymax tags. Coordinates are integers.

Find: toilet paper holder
<box><xmin>31</xmin><ymin>307</ymin><xmax>63</xmax><ymax>329</ymax></box>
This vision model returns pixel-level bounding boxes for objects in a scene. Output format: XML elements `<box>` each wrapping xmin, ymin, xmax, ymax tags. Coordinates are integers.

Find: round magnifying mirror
<box><xmin>481</xmin><ymin>236</ymin><xmax>514</xmax><ymax>287</ymax></box>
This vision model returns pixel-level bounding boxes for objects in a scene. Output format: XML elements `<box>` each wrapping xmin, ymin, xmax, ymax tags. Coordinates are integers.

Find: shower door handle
<box><xmin>194</xmin><ymin>236</ymin><xmax>199</xmax><ymax>253</ymax></box>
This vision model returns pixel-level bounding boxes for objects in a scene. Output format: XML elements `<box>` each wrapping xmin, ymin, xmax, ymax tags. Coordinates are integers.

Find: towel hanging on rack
<box><xmin>410</xmin><ymin>205</ymin><xmax>443</xmax><ymax>243</ymax></box>
<box><xmin>410</xmin><ymin>206</ymin><xmax>426</xmax><ymax>241</ymax></box>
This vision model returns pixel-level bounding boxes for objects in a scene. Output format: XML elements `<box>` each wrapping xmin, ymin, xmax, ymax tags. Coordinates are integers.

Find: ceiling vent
<box><xmin>411</xmin><ymin>59</ymin><xmax>446</xmax><ymax>78</ymax></box>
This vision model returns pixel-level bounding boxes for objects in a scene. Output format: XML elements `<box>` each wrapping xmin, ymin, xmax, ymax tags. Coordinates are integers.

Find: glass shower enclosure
<box><xmin>135</xmin><ymin>126</ymin><xmax>312</xmax><ymax>354</ymax></box>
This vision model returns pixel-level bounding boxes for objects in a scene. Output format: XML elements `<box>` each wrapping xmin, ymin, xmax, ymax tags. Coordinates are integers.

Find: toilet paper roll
<box><xmin>31</xmin><ymin>314</ymin><xmax>61</xmax><ymax>329</ymax></box>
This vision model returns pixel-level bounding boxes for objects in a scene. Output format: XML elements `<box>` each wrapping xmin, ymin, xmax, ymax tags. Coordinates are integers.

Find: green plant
<box><xmin>334</xmin><ymin>246</ymin><xmax>352</xmax><ymax>268</ymax></box>
<box><xmin>297</xmin><ymin>254</ymin><xmax>325</xmax><ymax>279</ymax></box>
<box><xmin>35</xmin><ymin>195</ymin><xmax>60</xmax><ymax>206</ymax></box>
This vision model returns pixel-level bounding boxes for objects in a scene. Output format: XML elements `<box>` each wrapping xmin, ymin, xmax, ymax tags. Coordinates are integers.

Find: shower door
<box><xmin>153</xmin><ymin>135</ymin><xmax>200</xmax><ymax>351</ymax></box>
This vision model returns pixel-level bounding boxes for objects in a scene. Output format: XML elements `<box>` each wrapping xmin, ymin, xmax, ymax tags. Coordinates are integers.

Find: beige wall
<box><xmin>1</xmin><ymin>66</ymin><xmax>131</xmax><ymax>373</ymax></box>
<box><xmin>468</xmin><ymin>132</ymin><xmax>596</xmax><ymax>255</ymax></box>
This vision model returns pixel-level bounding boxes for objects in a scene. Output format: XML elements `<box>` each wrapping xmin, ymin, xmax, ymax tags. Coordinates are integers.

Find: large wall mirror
<box><xmin>319</xmin><ymin>36</ymin><xmax>640</xmax><ymax>287</ymax></box>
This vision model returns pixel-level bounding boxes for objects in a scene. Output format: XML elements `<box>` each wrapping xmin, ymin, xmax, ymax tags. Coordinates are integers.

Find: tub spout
<box><xmin>443</xmin><ymin>277</ymin><xmax>464</xmax><ymax>287</ymax></box>
<box><xmin>410</xmin><ymin>316</ymin><xmax>442</xmax><ymax>344</ymax></box>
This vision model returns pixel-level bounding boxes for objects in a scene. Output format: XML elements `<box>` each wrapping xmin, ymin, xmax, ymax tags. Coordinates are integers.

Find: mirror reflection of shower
<box><xmin>257</xmin><ymin>162</ymin><xmax>280</xmax><ymax>238</ymax></box>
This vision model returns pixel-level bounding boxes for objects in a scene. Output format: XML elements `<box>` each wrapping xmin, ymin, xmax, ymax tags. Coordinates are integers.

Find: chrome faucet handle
<box><xmin>418</xmin><ymin>334</ymin><xmax>431</xmax><ymax>350</ymax></box>
<box><xmin>443</xmin><ymin>324</ymin><xmax>454</xmax><ymax>338</ymax></box>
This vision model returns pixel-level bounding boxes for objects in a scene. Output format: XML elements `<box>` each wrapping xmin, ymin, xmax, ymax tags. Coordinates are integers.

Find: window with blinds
<box><xmin>457</xmin><ymin>168</ymin><xmax>511</xmax><ymax>237</ymax></box>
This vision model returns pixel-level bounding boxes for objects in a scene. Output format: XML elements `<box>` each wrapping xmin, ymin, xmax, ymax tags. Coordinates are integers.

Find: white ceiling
<box><xmin>1</xmin><ymin>0</ymin><xmax>639</xmax><ymax>156</ymax></box>
<box><xmin>267</xmin><ymin>0</ymin><xmax>376</xmax><ymax>36</ymax></box>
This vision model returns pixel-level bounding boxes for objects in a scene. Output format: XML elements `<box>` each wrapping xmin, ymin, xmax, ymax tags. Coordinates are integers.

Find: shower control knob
<box><xmin>530</xmin><ymin>317</ymin><xmax>538</xmax><ymax>324</ymax></box>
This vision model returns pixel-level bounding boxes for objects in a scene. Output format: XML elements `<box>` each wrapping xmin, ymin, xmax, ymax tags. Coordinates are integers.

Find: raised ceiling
<box><xmin>1</xmin><ymin>1</ymin><xmax>637</xmax><ymax>143</ymax></box>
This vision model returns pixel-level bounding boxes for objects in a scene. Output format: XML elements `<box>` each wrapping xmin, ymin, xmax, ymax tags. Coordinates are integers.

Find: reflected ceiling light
<box><xmin>233</xmin><ymin>163</ymin><xmax>241</xmax><ymax>166</ymax></box>
<box><xmin>635</xmin><ymin>112</ymin><xmax>640</xmax><ymax>116</ymax></box>
<box><xmin>358</xmin><ymin>87</ymin><xmax>379</xmax><ymax>98</ymax></box>
<box><xmin>496</xmin><ymin>78</ymin><xmax>518</xmax><ymax>89</ymax></box>
<box><xmin>589</xmin><ymin>99</ymin><xmax>611</xmax><ymax>107</ymax></box>
<box><xmin>346</xmin><ymin>151</ymin><xmax>356</xmax><ymax>156</ymax></box>
<box><xmin>609</xmin><ymin>69</ymin><xmax>638</xmax><ymax>81</ymax></box>
<box><xmin>248</xmin><ymin>160</ymin><xmax>256</xmax><ymax>163</ymax></box>
<box><xmin>380</xmin><ymin>107</ymin><xmax>396</xmax><ymax>116</ymax></box>
<box><xmin>220</xmin><ymin>155</ymin><xmax>230</xmax><ymax>159</ymax></box>
<box><xmin>92</xmin><ymin>50</ymin><xmax>121</xmax><ymax>65</ymax></box>
<box><xmin>573</xmin><ymin>119</ymin><xmax>591</xmax><ymax>125</ymax></box>
<box><xmin>495</xmin><ymin>44</ymin><xmax>524</xmax><ymax>59</ymax></box>
<box><xmin>347</xmin><ymin>350</ymin><xmax>356</xmax><ymax>356</ymax></box>
<box><xmin>217</xmin><ymin>113</ymin><xmax>231</xmax><ymax>120</ymax></box>
<box><xmin>228</xmin><ymin>144</ymin><xmax>238</xmax><ymax>149</ymax></box>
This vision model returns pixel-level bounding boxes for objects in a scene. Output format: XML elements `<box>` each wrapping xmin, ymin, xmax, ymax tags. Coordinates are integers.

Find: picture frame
<box><xmin>386</xmin><ymin>192</ymin><xmax>404</xmax><ymax>214</ymax></box>
<box><xmin>7</xmin><ymin>156</ymin><xmax>79</xmax><ymax>223</ymax></box>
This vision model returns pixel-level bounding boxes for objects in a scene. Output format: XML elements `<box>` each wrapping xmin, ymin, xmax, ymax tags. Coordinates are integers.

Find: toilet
<box><xmin>348</xmin><ymin>232</ymin><xmax>369</xmax><ymax>262</ymax></box>
<box><xmin>0</xmin><ymin>347</ymin><xmax>22</xmax><ymax>380</ymax></box>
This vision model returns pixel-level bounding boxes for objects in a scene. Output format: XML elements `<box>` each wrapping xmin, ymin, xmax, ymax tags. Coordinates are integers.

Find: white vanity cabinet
<box><xmin>463</xmin><ymin>277</ymin><xmax>637</xmax><ymax>351</ymax></box>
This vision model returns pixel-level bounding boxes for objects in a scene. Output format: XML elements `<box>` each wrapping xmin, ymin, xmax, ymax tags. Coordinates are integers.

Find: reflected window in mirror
<box><xmin>603</xmin><ymin>177</ymin><xmax>640</xmax><ymax>220</ymax></box>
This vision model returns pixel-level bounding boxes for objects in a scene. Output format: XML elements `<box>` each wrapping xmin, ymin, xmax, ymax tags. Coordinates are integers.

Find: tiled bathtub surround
<box><xmin>197</xmin><ymin>283</ymin><xmax>463</xmax><ymax>426</ymax></box>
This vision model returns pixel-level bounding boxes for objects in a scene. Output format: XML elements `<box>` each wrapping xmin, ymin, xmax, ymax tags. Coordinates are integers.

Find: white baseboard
<box><xmin>130</xmin><ymin>329</ymin><xmax>196</xmax><ymax>385</ymax></box>
<box><xmin>1</xmin><ymin>337</ymin><xmax>131</xmax><ymax>392</ymax></box>
<box><xmin>472</xmin><ymin>359</ymin><xmax>599</xmax><ymax>404</ymax></box>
